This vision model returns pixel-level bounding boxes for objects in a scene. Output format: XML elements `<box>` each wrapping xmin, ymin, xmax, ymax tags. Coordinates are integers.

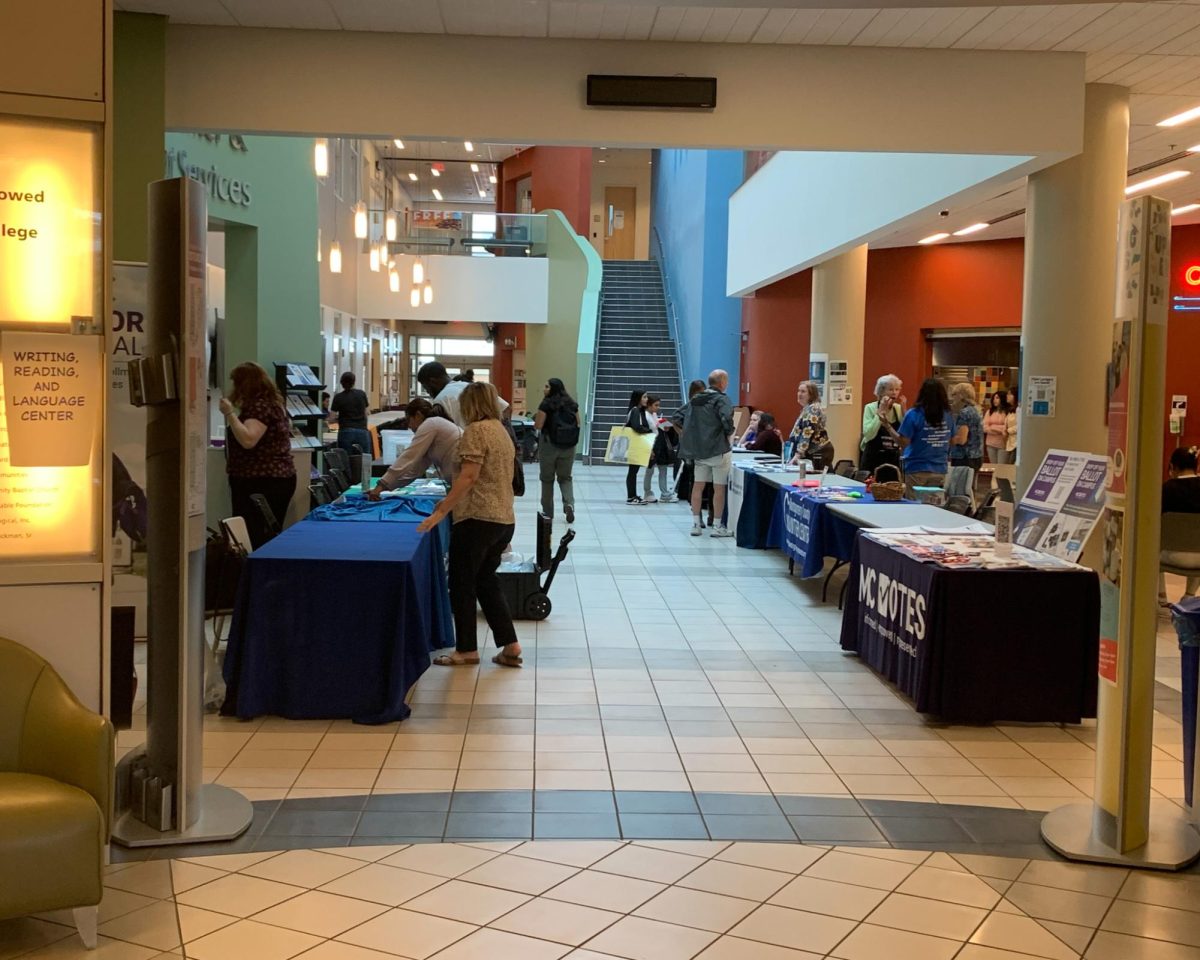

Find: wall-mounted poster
<box><xmin>412</xmin><ymin>210</ymin><xmax>465</xmax><ymax>231</ymax></box>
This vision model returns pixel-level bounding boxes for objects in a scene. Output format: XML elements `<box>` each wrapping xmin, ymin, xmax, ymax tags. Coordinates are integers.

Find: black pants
<box><xmin>229</xmin><ymin>475</ymin><xmax>296</xmax><ymax>549</ymax></box>
<box><xmin>625</xmin><ymin>465</ymin><xmax>641</xmax><ymax>499</ymax></box>
<box><xmin>449</xmin><ymin>519</ymin><xmax>518</xmax><ymax>654</ymax></box>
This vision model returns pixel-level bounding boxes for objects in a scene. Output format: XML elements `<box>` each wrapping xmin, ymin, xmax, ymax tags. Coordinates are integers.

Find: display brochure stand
<box><xmin>1041</xmin><ymin>195</ymin><xmax>1199</xmax><ymax>870</ymax></box>
<box><xmin>112</xmin><ymin>178</ymin><xmax>252</xmax><ymax>847</ymax></box>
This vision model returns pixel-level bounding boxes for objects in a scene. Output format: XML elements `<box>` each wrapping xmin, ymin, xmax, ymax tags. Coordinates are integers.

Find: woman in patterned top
<box><xmin>788</xmin><ymin>380</ymin><xmax>830</xmax><ymax>466</ymax></box>
<box><xmin>220</xmin><ymin>362</ymin><xmax>296</xmax><ymax>548</ymax></box>
<box><xmin>418</xmin><ymin>381</ymin><xmax>523</xmax><ymax>669</ymax></box>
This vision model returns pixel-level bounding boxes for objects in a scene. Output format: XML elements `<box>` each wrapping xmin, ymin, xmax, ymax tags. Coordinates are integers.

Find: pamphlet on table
<box><xmin>865</xmin><ymin>531</ymin><xmax>1078</xmax><ymax>570</ymax></box>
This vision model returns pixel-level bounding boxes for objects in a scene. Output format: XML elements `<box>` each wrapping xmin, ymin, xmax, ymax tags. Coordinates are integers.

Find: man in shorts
<box><xmin>674</xmin><ymin>369</ymin><xmax>735</xmax><ymax>538</ymax></box>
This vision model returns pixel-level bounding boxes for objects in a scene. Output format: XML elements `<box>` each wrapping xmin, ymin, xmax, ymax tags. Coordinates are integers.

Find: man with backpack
<box><xmin>532</xmin><ymin>377</ymin><xmax>581</xmax><ymax>524</ymax></box>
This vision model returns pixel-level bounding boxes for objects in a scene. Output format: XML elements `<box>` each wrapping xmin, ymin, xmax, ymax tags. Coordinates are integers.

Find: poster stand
<box><xmin>1040</xmin><ymin>195</ymin><xmax>1199</xmax><ymax>871</ymax></box>
<box><xmin>112</xmin><ymin>178</ymin><xmax>251</xmax><ymax>848</ymax></box>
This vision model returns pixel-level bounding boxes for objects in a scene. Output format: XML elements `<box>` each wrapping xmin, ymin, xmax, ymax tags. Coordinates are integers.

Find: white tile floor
<box><xmin>16</xmin><ymin>463</ymin><xmax>1189</xmax><ymax>958</ymax></box>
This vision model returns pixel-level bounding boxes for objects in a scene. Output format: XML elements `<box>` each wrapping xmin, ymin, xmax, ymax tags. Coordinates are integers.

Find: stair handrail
<box><xmin>584</xmin><ymin>288</ymin><xmax>604</xmax><ymax>464</ymax></box>
<box><xmin>650</xmin><ymin>227</ymin><xmax>686</xmax><ymax>402</ymax></box>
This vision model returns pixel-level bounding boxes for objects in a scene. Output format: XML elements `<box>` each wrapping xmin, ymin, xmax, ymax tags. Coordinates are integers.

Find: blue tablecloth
<box><xmin>735</xmin><ymin>470</ymin><xmax>780</xmax><ymax>549</ymax></box>
<box><xmin>766</xmin><ymin>488</ymin><xmax>898</xmax><ymax>578</ymax></box>
<box><xmin>221</xmin><ymin>513</ymin><xmax>453</xmax><ymax>724</ymax></box>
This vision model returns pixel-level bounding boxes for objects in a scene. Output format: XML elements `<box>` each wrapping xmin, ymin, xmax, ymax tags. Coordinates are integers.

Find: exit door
<box><xmin>603</xmin><ymin>186</ymin><xmax>636</xmax><ymax>260</ymax></box>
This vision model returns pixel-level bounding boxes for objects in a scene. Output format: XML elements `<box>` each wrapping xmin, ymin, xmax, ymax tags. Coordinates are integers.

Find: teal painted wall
<box><xmin>164</xmin><ymin>133</ymin><xmax>321</xmax><ymax>373</ymax></box>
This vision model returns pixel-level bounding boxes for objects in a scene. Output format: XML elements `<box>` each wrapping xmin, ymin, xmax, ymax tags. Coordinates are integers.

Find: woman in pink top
<box><xmin>983</xmin><ymin>392</ymin><xmax>1010</xmax><ymax>464</ymax></box>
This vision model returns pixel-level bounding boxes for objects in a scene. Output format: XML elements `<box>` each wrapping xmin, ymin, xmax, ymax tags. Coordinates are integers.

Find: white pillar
<box><xmin>1018</xmin><ymin>83</ymin><xmax>1130</xmax><ymax>493</ymax></box>
<box><xmin>810</xmin><ymin>244</ymin><xmax>867</xmax><ymax>464</ymax></box>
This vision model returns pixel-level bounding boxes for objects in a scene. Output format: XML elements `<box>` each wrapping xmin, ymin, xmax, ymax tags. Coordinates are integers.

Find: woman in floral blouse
<box><xmin>788</xmin><ymin>380</ymin><xmax>830</xmax><ymax>467</ymax></box>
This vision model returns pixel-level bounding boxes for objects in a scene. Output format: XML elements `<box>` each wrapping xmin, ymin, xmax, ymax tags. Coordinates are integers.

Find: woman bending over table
<box><xmin>220</xmin><ymin>362</ymin><xmax>296</xmax><ymax>548</ymax></box>
<box><xmin>417</xmin><ymin>382</ymin><xmax>523</xmax><ymax>668</ymax></box>
<box><xmin>367</xmin><ymin>398</ymin><xmax>462</xmax><ymax>498</ymax></box>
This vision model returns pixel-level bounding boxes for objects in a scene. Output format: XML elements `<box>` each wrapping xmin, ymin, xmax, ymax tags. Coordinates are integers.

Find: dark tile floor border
<box><xmin>112</xmin><ymin>790</ymin><xmax>1070</xmax><ymax>864</ymax></box>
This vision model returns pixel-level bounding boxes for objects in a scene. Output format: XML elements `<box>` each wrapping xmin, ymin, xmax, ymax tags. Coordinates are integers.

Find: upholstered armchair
<box><xmin>0</xmin><ymin>636</ymin><xmax>115</xmax><ymax>948</ymax></box>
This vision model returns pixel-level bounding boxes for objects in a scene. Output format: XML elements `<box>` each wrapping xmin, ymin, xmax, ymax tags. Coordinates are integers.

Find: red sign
<box><xmin>1098</xmin><ymin>637</ymin><xmax>1118</xmax><ymax>684</ymax></box>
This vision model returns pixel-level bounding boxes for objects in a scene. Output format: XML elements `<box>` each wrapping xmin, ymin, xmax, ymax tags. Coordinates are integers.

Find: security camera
<box><xmin>938</xmin><ymin>210</ymin><xmax>950</xmax><ymax>218</ymax></box>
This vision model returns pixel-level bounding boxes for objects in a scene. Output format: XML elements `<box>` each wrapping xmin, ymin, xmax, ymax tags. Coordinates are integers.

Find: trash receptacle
<box><xmin>1170</xmin><ymin>597</ymin><xmax>1200</xmax><ymax>807</ymax></box>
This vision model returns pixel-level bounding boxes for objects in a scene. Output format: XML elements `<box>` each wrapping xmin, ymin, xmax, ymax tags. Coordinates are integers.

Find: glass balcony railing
<box><xmin>387</xmin><ymin>212</ymin><xmax>547</xmax><ymax>258</ymax></box>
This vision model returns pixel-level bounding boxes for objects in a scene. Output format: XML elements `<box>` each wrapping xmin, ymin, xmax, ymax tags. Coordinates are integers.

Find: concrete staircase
<box><xmin>588</xmin><ymin>260</ymin><xmax>685</xmax><ymax>462</ymax></box>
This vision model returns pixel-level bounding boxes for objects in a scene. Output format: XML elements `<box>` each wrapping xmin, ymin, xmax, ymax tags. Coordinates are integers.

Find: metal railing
<box><xmin>651</xmin><ymin>225</ymin><xmax>686</xmax><ymax>400</ymax></box>
<box><xmin>584</xmin><ymin>289</ymin><xmax>605</xmax><ymax>464</ymax></box>
<box><xmin>387</xmin><ymin>212</ymin><xmax>548</xmax><ymax>258</ymax></box>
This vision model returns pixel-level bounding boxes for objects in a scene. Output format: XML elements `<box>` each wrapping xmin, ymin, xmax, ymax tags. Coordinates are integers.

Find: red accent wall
<box><xmin>740</xmin><ymin>229</ymin><xmax>1200</xmax><ymax>476</ymax></box>
<box><xmin>739</xmin><ymin>270</ymin><xmax>812</xmax><ymax>422</ymax></box>
<box><xmin>1167</xmin><ymin>224</ymin><xmax>1200</xmax><ymax>471</ymax></box>
<box><xmin>497</xmin><ymin>147</ymin><xmax>591</xmax><ymax>236</ymax></box>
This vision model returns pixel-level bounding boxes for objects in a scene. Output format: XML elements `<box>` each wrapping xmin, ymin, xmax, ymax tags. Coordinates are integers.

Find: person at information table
<box><xmin>883</xmin><ymin>377</ymin><xmax>952</xmax><ymax>498</ymax></box>
<box><xmin>745</xmin><ymin>412</ymin><xmax>783</xmax><ymax>456</ymax></box>
<box><xmin>416</xmin><ymin>361</ymin><xmax>508</xmax><ymax>429</ymax></box>
<box><xmin>1160</xmin><ymin>446</ymin><xmax>1200</xmax><ymax>603</ymax></box>
<box><xmin>219</xmin><ymin>362</ymin><xmax>296</xmax><ymax>549</ymax></box>
<box><xmin>859</xmin><ymin>374</ymin><xmax>905</xmax><ymax>474</ymax></box>
<box><xmin>366</xmin><ymin>398</ymin><xmax>462</xmax><ymax>499</ymax></box>
<box><xmin>329</xmin><ymin>371</ymin><xmax>373</xmax><ymax>458</ymax></box>
<box><xmin>949</xmin><ymin>382</ymin><xmax>984</xmax><ymax>474</ymax></box>
<box><xmin>788</xmin><ymin>380</ymin><xmax>832</xmax><ymax>468</ymax></box>
<box><xmin>417</xmin><ymin>382</ymin><xmax>523</xmax><ymax>668</ymax></box>
<box><xmin>736</xmin><ymin>410</ymin><xmax>761</xmax><ymax>448</ymax></box>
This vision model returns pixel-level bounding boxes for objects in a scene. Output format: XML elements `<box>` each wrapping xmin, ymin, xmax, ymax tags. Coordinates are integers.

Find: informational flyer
<box><xmin>1027</xmin><ymin>376</ymin><xmax>1056</xmax><ymax>417</ymax></box>
<box><xmin>1012</xmin><ymin>448</ymin><xmax>1108</xmax><ymax>561</ymax></box>
<box><xmin>828</xmin><ymin>360</ymin><xmax>853</xmax><ymax>405</ymax></box>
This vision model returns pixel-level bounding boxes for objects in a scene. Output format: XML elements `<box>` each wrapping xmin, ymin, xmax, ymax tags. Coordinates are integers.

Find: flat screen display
<box><xmin>586</xmin><ymin>75</ymin><xmax>717</xmax><ymax>110</ymax></box>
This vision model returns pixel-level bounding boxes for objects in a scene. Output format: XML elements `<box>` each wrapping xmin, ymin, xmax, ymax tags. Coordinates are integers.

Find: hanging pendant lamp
<box><xmin>353</xmin><ymin>201</ymin><xmax>368</xmax><ymax>239</ymax></box>
<box><xmin>314</xmin><ymin>139</ymin><xmax>329</xmax><ymax>177</ymax></box>
<box><xmin>423</xmin><ymin>282</ymin><xmax>433</xmax><ymax>305</ymax></box>
<box><xmin>410</xmin><ymin>287</ymin><xmax>420</xmax><ymax>308</ymax></box>
<box><xmin>389</xmin><ymin>268</ymin><xmax>400</xmax><ymax>293</ymax></box>
<box><xmin>329</xmin><ymin>240</ymin><xmax>342</xmax><ymax>274</ymax></box>
<box><xmin>412</xmin><ymin>258</ymin><xmax>424</xmax><ymax>285</ymax></box>
<box><xmin>385</xmin><ymin>211</ymin><xmax>398</xmax><ymax>242</ymax></box>
<box><xmin>369</xmin><ymin>245</ymin><xmax>380</xmax><ymax>272</ymax></box>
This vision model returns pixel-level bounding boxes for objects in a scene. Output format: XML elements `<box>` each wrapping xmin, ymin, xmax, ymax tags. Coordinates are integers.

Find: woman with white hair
<box><xmin>859</xmin><ymin>374</ymin><xmax>905</xmax><ymax>474</ymax></box>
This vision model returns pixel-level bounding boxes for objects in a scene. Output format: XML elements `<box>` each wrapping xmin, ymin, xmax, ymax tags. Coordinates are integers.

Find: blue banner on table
<box><xmin>767</xmin><ymin>487</ymin><xmax>881</xmax><ymax>578</ymax></box>
<box><xmin>840</xmin><ymin>533</ymin><xmax>1099</xmax><ymax>723</ymax></box>
<box><xmin>221</xmin><ymin>518</ymin><xmax>453</xmax><ymax>724</ymax></box>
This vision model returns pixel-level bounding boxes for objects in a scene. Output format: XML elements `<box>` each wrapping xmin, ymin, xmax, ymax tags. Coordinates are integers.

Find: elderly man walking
<box><xmin>674</xmin><ymin>369</ymin><xmax>735</xmax><ymax>538</ymax></box>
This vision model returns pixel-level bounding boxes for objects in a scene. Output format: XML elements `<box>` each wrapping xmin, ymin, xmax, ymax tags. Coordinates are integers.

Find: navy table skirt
<box><xmin>766</xmin><ymin>488</ymin><xmax>886</xmax><ymax>578</ymax></box>
<box><xmin>221</xmin><ymin>517</ymin><xmax>453</xmax><ymax>724</ymax></box>
<box><xmin>735</xmin><ymin>471</ymin><xmax>780</xmax><ymax>549</ymax></box>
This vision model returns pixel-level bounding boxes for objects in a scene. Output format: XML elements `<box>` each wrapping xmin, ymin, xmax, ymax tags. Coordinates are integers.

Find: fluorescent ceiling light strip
<box><xmin>1158</xmin><ymin>106</ymin><xmax>1200</xmax><ymax>128</ymax></box>
<box><xmin>1172</xmin><ymin>203</ymin><xmax>1200</xmax><ymax>216</ymax></box>
<box><xmin>918</xmin><ymin>232</ymin><xmax>950</xmax><ymax>244</ymax></box>
<box><xmin>952</xmin><ymin>222</ymin><xmax>989</xmax><ymax>236</ymax></box>
<box><xmin>1125</xmin><ymin>170</ymin><xmax>1189</xmax><ymax>195</ymax></box>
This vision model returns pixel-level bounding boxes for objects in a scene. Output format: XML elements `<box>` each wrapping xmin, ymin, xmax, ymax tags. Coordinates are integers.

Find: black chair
<box><xmin>324</xmin><ymin>448</ymin><xmax>350</xmax><ymax>475</ymax></box>
<box><xmin>329</xmin><ymin>467</ymin><xmax>351</xmax><ymax>493</ymax></box>
<box><xmin>833</xmin><ymin>459</ymin><xmax>856</xmax><ymax>478</ymax></box>
<box><xmin>974</xmin><ymin>489</ymin><xmax>999</xmax><ymax>524</ymax></box>
<box><xmin>809</xmin><ymin>441</ymin><xmax>836</xmax><ymax>472</ymax></box>
<box><xmin>249</xmin><ymin>493</ymin><xmax>281</xmax><ymax>539</ymax></box>
<box><xmin>944</xmin><ymin>496</ymin><xmax>973</xmax><ymax>515</ymax></box>
<box><xmin>853</xmin><ymin>470</ymin><xmax>871</xmax><ymax>483</ymax></box>
<box><xmin>320</xmin><ymin>475</ymin><xmax>341</xmax><ymax>501</ymax></box>
<box><xmin>309</xmin><ymin>482</ymin><xmax>331</xmax><ymax>507</ymax></box>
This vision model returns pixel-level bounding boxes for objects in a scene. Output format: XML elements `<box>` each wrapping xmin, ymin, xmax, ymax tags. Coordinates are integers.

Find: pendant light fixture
<box><xmin>410</xmin><ymin>287</ymin><xmax>420</xmax><ymax>308</ymax></box>
<box><xmin>369</xmin><ymin>245</ymin><xmax>380</xmax><ymax>272</ymax></box>
<box><xmin>389</xmin><ymin>268</ymin><xmax>400</xmax><ymax>292</ymax></box>
<box><xmin>412</xmin><ymin>258</ymin><xmax>425</xmax><ymax>285</ymax></box>
<box><xmin>314</xmin><ymin>138</ymin><xmax>329</xmax><ymax>177</ymax></box>
<box><xmin>353</xmin><ymin>201</ymin><xmax>368</xmax><ymax>239</ymax></box>
<box><xmin>423</xmin><ymin>282</ymin><xmax>433</xmax><ymax>305</ymax></box>
<box><xmin>329</xmin><ymin>240</ymin><xmax>342</xmax><ymax>274</ymax></box>
<box><xmin>385</xmin><ymin>210</ymin><xmax>398</xmax><ymax>241</ymax></box>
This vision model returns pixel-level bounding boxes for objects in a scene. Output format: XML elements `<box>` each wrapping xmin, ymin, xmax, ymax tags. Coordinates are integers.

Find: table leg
<box><xmin>822</xmin><ymin>560</ymin><xmax>846</xmax><ymax>602</ymax></box>
<box><xmin>788</xmin><ymin>557</ymin><xmax>794</xmax><ymax>576</ymax></box>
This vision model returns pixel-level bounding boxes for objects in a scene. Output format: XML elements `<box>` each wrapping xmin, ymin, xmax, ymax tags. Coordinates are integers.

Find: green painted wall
<box><xmin>113</xmin><ymin>12</ymin><xmax>166</xmax><ymax>263</ymax></box>
<box><xmin>164</xmin><ymin>132</ymin><xmax>321</xmax><ymax>373</ymax></box>
<box><xmin>525</xmin><ymin>210</ymin><xmax>601</xmax><ymax>450</ymax></box>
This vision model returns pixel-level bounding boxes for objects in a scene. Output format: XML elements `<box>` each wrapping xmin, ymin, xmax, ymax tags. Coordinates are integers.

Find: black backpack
<box><xmin>548</xmin><ymin>404</ymin><xmax>580</xmax><ymax>448</ymax></box>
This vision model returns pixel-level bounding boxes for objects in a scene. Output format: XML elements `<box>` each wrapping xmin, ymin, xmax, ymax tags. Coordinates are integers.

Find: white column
<box><xmin>1018</xmin><ymin>83</ymin><xmax>1130</xmax><ymax>492</ymax></box>
<box><xmin>810</xmin><ymin>244</ymin><xmax>867</xmax><ymax>464</ymax></box>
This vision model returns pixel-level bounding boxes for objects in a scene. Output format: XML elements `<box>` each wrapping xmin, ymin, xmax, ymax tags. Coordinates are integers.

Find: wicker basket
<box><xmin>871</xmin><ymin>464</ymin><xmax>906</xmax><ymax>502</ymax></box>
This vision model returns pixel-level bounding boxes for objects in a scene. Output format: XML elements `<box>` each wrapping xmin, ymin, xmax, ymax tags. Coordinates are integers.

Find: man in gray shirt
<box><xmin>674</xmin><ymin>369</ymin><xmax>735</xmax><ymax>538</ymax></box>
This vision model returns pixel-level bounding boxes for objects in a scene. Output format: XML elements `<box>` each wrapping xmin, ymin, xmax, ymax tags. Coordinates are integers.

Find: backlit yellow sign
<box><xmin>0</xmin><ymin>116</ymin><xmax>100</xmax><ymax>328</ymax></box>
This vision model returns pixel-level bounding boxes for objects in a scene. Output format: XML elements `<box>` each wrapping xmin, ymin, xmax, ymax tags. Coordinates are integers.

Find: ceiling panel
<box><xmin>598</xmin><ymin>3</ymin><xmax>634</xmax><ymax>37</ymax></box>
<box><xmin>722</xmin><ymin>8</ymin><xmax>770</xmax><ymax>42</ymax></box>
<box><xmin>674</xmin><ymin>6</ymin><xmax>716</xmax><ymax>40</ymax></box>
<box><xmin>120</xmin><ymin>0</ymin><xmax>237</xmax><ymax>24</ymax></box>
<box><xmin>649</xmin><ymin>5</ymin><xmax>686</xmax><ymax>38</ymax></box>
<box><xmin>853</xmin><ymin>8</ymin><xmax>930</xmax><ymax>45</ymax></box>
<box><xmin>951</xmin><ymin>7</ymin><xmax>1028</xmax><ymax>47</ymax></box>
<box><xmin>623</xmin><ymin>5</ymin><xmax>658</xmax><ymax>37</ymax></box>
<box><xmin>919</xmin><ymin>6</ymin><xmax>995</xmax><ymax>46</ymax></box>
<box><xmin>701</xmin><ymin>7</ymin><xmax>746</xmax><ymax>41</ymax></box>
<box><xmin>330</xmin><ymin>0</ymin><xmax>446</xmax><ymax>31</ymax></box>
<box><xmin>750</xmin><ymin>8</ymin><xmax>797</xmax><ymax>42</ymax></box>
<box><xmin>777</xmin><ymin>9</ymin><xmax>827</xmax><ymax>42</ymax></box>
<box><xmin>891</xmin><ymin>7</ymin><xmax>979</xmax><ymax>46</ymax></box>
<box><xmin>1004</xmin><ymin>3</ymin><xmax>1109</xmax><ymax>50</ymax></box>
<box><xmin>547</xmin><ymin>1</ymin><xmax>579</xmax><ymax>35</ymax></box>
<box><xmin>221</xmin><ymin>0</ymin><xmax>341</xmax><ymax>29</ymax></box>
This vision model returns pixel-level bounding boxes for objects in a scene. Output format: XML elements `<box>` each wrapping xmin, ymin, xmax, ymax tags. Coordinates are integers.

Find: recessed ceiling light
<box><xmin>393</xmin><ymin>139</ymin><xmax>405</xmax><ymax>149</ymax></box>
<box><xmin>1188</xmin><ymin>144</ymin><xmax>1200</xmax><ymax>153</ymax></box>
<box><xmin>598</xmin><ymin>159</ymin><xmax>607</xmax><ymax>164</ymax></box>
<box><xmin>479</xmin><ymin>190</ymin><xmax>487</xmax><ymax>198</ymax></box>
<box><xmin>1173</xmin><ymin>203</ymin><xmax>1200</xmax><ymax>216</ymax></box>
<box><xmin>432</xmin><ymin>188</ymin><xmax>443</xmax><ymax>201</ymax></box>
<box><xmin>489</xmin><ymin>174</ymin><xmax>497</xmax><ymax>184</ymax></box>
<box><xmin>431</xmin><ymin>168</ymin><xmax>440</xmax><ymax>177</ymax></box>
<box><xmin>918</xmin><ymin>233</ymin><xmax>950</xmax><ymax>245</ymax></box>
<box><xmin>1125</xmin><ymin>169</ymin><xmax>1189</xmax><ymax>195</ymax></box>
<box><xmin>408</xmin><ymin>172</ymin><xmax>418</xmax><ymax>181</ymax></box>
<box><xmin>599</xmin><ymin>146</ymin><xmax>608</xmax><ymax>151</ymax></box>
<box><xmin>464</xmin><ymin>140</ymin><xmax>474</xmax><ymax>151</ymax></box>
<box><xmin>1157</xmin><ymin>105</ymin><xmax>1200</xmax><ymax>128</ymax></box>
<box><xmin>952</xmin><ymin>222</ymin><xmax>989</xmax><ymax>237</ymax></box>
<box><xmin>470</xmin><ymin>163</ymin><xmax>479</xmax><ymax>173</ymax></box>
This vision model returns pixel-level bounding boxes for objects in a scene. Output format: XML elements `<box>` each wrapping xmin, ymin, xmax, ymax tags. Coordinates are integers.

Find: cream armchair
<box><xmin>0</xmin><ymin>636</ymin><xmax>114</xmax><ymax>948</ymax></box>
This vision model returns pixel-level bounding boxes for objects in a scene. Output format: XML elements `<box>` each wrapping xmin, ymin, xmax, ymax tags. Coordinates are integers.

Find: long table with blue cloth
<box><xmin>221</xmin><ymin>487</ymin><xmax>453</xmax><ymax>725</ymax></box>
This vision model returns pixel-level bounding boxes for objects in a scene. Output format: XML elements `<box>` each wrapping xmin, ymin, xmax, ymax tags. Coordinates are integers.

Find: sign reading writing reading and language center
<box><xmin>1</xmin><ymin>333</ymin><xmax>100</xmax><ymax>466</ymax></box>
